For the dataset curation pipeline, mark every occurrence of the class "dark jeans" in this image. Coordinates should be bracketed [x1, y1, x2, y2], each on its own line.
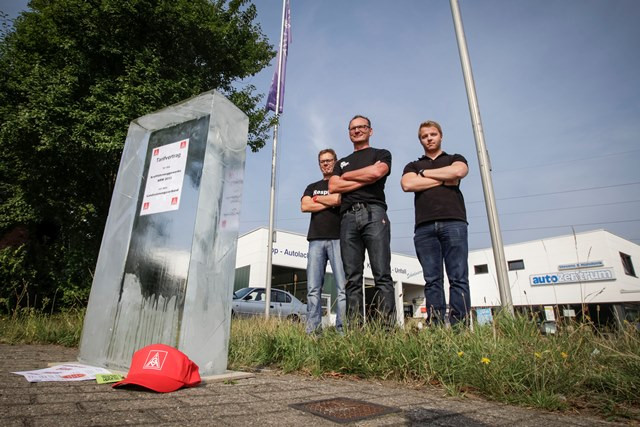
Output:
[414, 220, 470, 326]
[340, 203, 395, 325]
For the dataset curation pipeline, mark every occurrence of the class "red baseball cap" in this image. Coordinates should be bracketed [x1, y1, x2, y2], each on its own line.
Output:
[113, 344, 201, 393]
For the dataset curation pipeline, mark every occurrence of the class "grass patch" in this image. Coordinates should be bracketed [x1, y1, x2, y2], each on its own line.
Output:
[0, 308, 84, 347]
[1, 310, 638, 420]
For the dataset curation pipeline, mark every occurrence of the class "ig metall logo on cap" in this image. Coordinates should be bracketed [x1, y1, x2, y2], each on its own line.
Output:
[143, 350, 168, 371]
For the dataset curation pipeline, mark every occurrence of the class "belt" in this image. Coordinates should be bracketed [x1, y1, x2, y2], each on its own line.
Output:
[348, 202, 369, 212]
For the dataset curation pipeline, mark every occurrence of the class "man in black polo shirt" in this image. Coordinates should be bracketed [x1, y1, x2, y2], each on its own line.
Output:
[329, 115, 395, 326]
[401, 120, 470, 327]
[301, 149, 346, 334]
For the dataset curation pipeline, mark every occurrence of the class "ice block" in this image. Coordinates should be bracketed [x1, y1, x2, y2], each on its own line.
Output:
[78, 91, 248, 375]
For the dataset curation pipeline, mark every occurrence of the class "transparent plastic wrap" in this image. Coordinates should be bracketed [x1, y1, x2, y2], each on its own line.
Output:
[78, 91, 247, 375]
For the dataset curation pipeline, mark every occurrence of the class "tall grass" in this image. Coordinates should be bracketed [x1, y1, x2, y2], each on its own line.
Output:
[0, 308, 84, 347]
[1, 310, 638, 419]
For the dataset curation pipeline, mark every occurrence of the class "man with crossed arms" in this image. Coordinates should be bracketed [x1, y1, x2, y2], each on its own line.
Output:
[401, 120, 470, 327]
[301, 149, 347, 334]
[329, 115, 395, 326]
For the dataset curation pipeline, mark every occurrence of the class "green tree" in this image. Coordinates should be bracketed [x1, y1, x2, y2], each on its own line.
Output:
[0, 0, 276, 313]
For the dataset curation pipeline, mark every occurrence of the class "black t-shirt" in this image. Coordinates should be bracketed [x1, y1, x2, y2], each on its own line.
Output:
[303, 179, 341, 241]
[332, 147, 392, 213]
[402, 151, 468, 228]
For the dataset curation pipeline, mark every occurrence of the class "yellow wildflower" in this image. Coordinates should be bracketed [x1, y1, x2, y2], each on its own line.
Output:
[481, 357, 490, 365]
[534, 352, 542, 359]
[561, 352, 568, 359]
[457, 351, 464, 357]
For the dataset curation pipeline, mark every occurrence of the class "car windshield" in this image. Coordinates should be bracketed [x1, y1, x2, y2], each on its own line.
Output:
[232, 287, 253, 300]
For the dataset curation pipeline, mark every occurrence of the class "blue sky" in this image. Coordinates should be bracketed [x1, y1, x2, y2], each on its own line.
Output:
[3, 0, 640, 256]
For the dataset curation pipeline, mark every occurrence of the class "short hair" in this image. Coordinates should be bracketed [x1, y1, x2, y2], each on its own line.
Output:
[318, 148, 337, 161]
[349, 115, 371, 128]
[418, 120, 443, 138]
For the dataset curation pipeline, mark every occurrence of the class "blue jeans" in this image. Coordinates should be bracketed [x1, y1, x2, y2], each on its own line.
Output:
[414, 220, 470, 326]
[306, 239, 346, 333]
[340, 203, 395, 325]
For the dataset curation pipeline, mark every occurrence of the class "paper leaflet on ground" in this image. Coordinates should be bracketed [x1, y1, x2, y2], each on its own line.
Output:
[12, 363, 112, 382]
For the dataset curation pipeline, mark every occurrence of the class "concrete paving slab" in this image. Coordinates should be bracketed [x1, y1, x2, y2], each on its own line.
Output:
[216, 412, 336, 426]
[31, 409, 161, 426]
[202, 370, 255, 383]
[1, 401, 82, 418]
[171, 392, 257, 406]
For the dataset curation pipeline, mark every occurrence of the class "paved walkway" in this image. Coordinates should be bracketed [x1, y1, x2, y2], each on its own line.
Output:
[0, 344, 628, 426]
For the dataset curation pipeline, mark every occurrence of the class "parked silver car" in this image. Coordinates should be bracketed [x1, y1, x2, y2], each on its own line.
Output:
[232, 287, 307, 322]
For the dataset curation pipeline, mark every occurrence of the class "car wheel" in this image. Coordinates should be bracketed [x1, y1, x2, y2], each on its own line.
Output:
[287, 314, 300, 322]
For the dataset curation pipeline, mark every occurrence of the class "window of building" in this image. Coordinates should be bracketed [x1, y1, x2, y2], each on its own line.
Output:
[508, 259, 525, 271]
[474, 264, 489, 274]
[234, 265, 251, 291]
[271, 265, 308, 302]
[620, 252, 636, 277]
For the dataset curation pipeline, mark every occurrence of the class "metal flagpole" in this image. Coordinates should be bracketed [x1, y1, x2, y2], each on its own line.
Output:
[449, 0, 514, 315]
[265, 0, 288, 318]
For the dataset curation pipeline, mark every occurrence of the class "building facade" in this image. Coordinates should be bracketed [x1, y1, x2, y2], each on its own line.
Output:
[235, 228, 640, 327]
[469, 229, 640, 326]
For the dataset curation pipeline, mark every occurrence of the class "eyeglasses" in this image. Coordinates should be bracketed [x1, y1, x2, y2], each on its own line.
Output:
[348, 124, 370, 133]
[319, 159, 335, 164]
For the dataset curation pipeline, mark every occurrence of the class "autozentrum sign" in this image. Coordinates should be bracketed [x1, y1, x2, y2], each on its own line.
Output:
[530, 268, 615, 286]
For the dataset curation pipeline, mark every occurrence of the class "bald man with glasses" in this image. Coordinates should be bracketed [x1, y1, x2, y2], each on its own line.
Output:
[329, 115, 395, 327]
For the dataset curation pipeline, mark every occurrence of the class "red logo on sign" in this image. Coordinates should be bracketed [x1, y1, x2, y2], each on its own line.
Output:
[171, 197, 178, 205]
[61, 373, 86, 379]
[153, 148, 159, 156]
[180, 140, 187, 149]
[143, 202, 150, 210]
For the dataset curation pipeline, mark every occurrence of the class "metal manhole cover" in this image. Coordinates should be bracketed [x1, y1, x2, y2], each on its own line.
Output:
[290, 397, 401, 424]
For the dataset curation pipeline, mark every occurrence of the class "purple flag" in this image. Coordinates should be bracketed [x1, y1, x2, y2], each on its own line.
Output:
[266, 0, 291, 114]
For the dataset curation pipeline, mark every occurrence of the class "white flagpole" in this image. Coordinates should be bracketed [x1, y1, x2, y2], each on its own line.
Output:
[450, 0, 514, 315]
[265, 0, 288, 318]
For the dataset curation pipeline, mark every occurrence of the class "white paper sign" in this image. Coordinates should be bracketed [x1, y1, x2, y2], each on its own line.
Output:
[140, 138, 189, 216]
[12, 363, 112, 382]
[544, 306, 556, 322]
